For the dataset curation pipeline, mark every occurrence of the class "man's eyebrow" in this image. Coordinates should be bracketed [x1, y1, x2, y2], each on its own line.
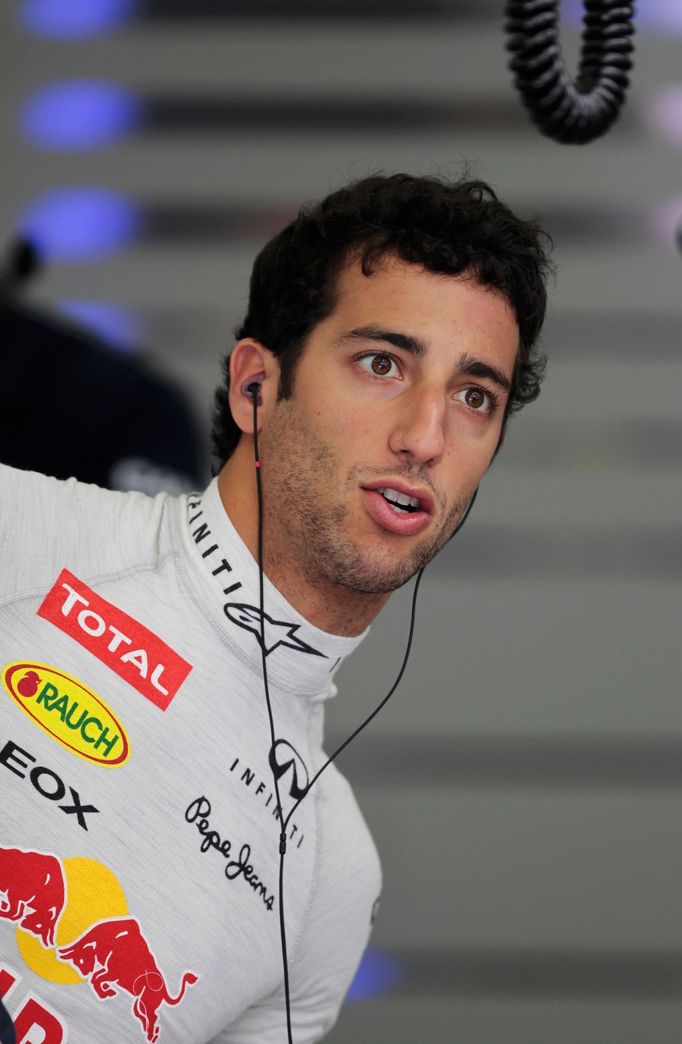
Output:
[342, 325, 428, 358]
[459, 354, 512, 394]
[341, 326, 512, 394]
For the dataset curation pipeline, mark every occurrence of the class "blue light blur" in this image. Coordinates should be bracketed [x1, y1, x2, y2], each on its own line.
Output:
[645, 85, 682, 148]
[562, 0, 682, 34]
[20, 0, 136, 39]
[346, 949, 404, 1002]
[19, 188, 141, 261]
[635, 0, 682, 32]
[21, 82, 142, 151]
[57, 301, 144, 353]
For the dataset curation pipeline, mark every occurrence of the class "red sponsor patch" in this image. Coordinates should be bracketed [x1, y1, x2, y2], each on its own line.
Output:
[37, 568, 192, 711]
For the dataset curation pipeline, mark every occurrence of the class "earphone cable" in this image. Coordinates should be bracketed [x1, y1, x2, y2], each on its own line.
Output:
[283, 565, 424, 830]
[251, 392, 294, 1044]
[250, 385, 478, 1041]
[282, 489, 478, 829]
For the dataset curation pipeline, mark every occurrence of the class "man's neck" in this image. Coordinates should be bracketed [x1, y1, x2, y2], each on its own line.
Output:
[217, 443, 389, 637]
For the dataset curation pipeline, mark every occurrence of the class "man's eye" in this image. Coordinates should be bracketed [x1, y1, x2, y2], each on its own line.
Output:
[455, 386, 494, 413]
[358, 353, 400, 378]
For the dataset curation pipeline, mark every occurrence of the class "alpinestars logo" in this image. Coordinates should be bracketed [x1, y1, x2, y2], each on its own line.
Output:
[185, 495, 325, 660]
[224, 604, 326, 659]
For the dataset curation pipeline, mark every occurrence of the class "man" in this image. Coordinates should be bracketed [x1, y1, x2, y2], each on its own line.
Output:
[0, 173, 551, 1043]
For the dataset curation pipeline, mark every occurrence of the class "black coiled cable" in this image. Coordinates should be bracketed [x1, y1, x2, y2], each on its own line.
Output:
[505, 1, 636, 144]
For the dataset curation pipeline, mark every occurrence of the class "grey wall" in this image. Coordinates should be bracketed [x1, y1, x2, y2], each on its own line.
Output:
[2, 3, 681, 1041]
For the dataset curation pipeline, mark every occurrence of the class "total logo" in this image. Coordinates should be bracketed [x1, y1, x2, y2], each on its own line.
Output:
[2, 662, 129, 767]
[0, 846, 198, 1043]
[37, 569, 192, 712]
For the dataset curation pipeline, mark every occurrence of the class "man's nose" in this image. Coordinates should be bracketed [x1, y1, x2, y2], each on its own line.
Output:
[387, 385, 446, 466]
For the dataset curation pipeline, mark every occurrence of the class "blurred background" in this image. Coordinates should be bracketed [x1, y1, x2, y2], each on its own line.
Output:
[1, 1, 680, 1041]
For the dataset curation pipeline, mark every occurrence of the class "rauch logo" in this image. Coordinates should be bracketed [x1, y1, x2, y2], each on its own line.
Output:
[2, 662, 130, 767]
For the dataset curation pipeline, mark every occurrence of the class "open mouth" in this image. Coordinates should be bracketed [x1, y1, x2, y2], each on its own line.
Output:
[362, 484, 433, 536]
[376, 487, 420, 514]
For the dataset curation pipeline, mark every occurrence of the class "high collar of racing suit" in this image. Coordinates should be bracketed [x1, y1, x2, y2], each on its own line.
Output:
[179, 477, 368, 701]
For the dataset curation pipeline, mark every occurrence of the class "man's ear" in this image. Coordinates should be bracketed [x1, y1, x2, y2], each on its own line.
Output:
[228, 339, 280, 435]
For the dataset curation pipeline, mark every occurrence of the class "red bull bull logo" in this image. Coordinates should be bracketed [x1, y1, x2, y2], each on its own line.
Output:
[58, 918, 198, 1043]
[0, 847, 66, 948]
[3, 661, 130, 766]
[0, 846, 199, 1042]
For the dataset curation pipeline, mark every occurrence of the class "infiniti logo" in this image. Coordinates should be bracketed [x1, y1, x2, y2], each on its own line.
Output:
[268, 740, 310, 801]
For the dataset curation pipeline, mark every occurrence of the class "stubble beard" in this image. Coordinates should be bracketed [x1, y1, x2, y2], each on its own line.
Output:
[260, 406, 470, 597]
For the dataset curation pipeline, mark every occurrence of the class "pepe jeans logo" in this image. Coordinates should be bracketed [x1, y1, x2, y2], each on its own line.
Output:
[2, 662, 129, 767]
[185, 796, 275, 913]
[37, 569, 192, 711]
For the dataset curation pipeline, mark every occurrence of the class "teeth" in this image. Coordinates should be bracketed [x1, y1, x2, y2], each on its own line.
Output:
[378, 487, 420, 510]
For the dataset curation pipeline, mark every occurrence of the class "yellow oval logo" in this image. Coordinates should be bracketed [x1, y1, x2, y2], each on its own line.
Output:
[2, 661, 130, 767]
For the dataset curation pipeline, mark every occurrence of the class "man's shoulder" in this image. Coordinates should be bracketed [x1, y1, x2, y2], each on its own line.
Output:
[316, 760, 382, 886]
[287, 761, 382, 1012]
[0, 464, 179, 600]
[1, 461, 135, 512]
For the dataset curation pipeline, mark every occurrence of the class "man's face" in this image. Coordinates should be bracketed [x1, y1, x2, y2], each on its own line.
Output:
[259, 254, 519, 596]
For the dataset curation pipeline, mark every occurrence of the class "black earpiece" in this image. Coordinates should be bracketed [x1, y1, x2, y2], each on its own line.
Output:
[244, 380, 262, 402]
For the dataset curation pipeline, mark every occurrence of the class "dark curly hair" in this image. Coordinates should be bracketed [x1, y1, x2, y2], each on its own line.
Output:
[211, 172, 553, 468]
